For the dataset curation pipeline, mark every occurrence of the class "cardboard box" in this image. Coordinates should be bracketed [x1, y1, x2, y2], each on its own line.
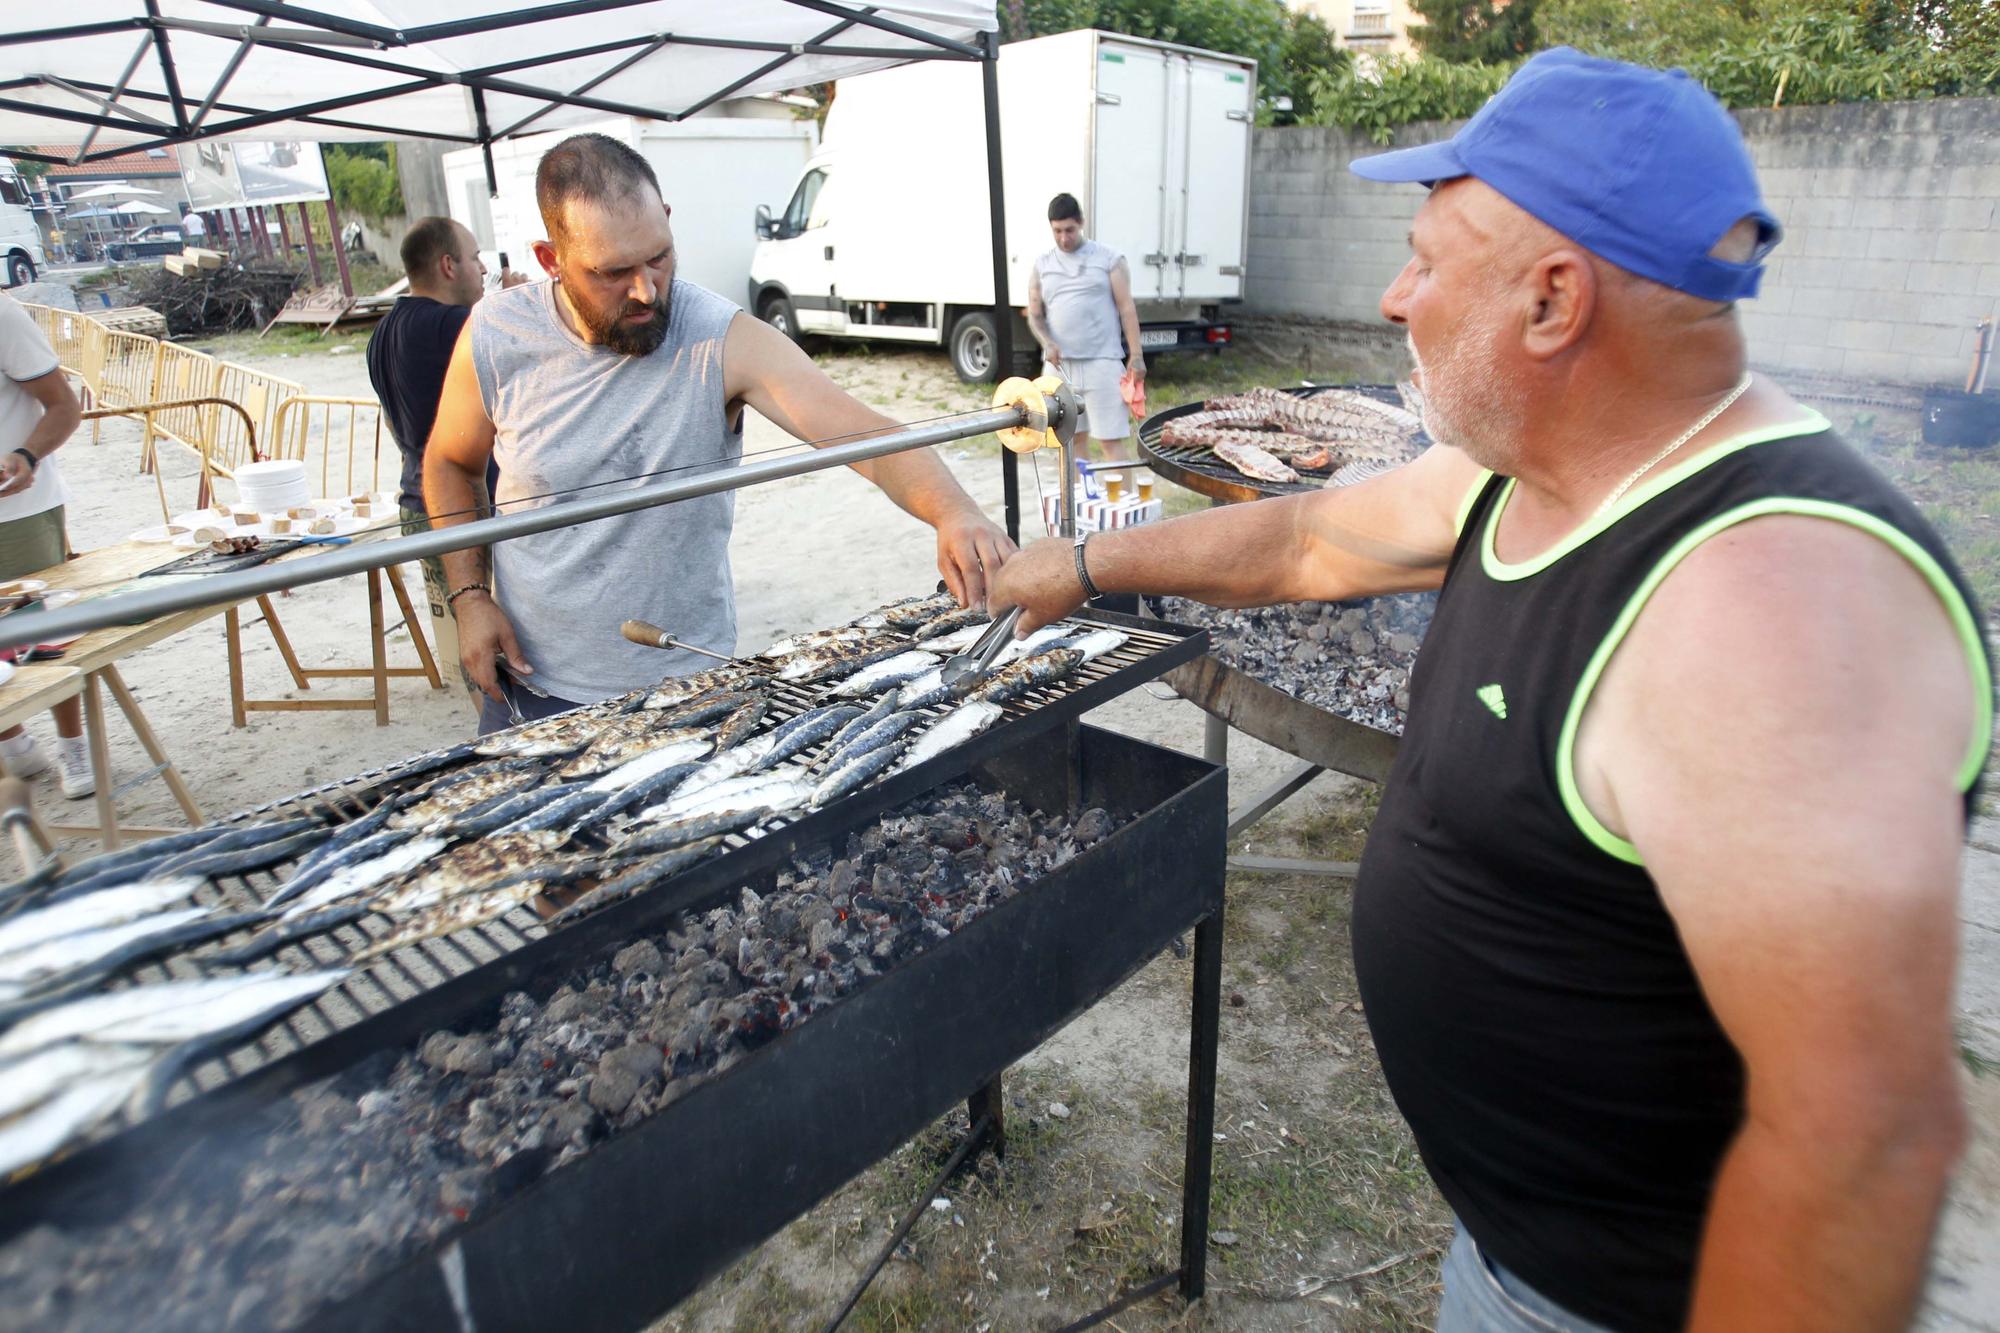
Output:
[1041, 493, 1163, 534]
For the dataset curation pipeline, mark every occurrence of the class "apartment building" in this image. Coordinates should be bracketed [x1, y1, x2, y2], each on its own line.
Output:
[1291, 0, 1423, 59]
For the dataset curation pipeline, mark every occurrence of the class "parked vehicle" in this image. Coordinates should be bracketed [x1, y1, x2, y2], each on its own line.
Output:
[749, 29, 1254, 381]
[443, 110, 817, 305]
[0, 200, 46, 287]
[105, 224, 187, 262]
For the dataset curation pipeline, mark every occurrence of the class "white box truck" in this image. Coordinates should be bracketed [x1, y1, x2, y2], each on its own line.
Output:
[443, 108, 817, 303]
[748, 28, 1255, 381]
[0, 167, 48, 287]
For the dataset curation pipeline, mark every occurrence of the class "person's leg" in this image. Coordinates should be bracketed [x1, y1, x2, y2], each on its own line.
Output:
[1436, 1219, 1620, 1333]
[0, 506, 70, 781]
[1081, 358, 1133, 457]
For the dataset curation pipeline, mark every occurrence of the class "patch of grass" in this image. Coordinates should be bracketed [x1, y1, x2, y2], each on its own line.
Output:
[189, 323, 372, 363]
[1961, 1040, 1999, 1079]
[723, 1275, 817, 1332]
[850, 1282, 959, 1332]
[1865, 431, 2000, 619]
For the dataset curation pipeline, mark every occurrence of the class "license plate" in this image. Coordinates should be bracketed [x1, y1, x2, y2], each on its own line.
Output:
[1140, 329, 1177, 349]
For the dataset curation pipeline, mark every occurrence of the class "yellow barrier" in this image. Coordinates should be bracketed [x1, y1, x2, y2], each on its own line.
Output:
[210, 359, 304, 474]
[271, 396, 390, 500]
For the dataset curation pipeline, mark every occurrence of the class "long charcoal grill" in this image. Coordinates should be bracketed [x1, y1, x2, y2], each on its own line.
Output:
[1139, 382, 1428, 506]
[1, 609, 1228, 1331]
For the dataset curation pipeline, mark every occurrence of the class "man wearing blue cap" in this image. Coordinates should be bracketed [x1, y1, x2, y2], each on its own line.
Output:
[994, 49, 1983, 1333]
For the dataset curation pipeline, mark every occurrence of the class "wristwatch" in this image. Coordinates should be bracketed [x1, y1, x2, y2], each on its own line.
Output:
[1073, 532, 1100, 601]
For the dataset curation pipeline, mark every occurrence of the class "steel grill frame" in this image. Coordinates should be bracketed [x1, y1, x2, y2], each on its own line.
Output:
[0, 612, 1216, 1248]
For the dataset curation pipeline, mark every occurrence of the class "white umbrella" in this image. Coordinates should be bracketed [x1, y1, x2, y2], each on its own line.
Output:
[67, 181, 160, 200]
[107, 199, 171, 215]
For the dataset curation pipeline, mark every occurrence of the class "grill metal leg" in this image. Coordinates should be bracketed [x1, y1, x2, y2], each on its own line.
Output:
[1203, 711, 1227, 767]
[967, 1075, 1006, 1161]
[1179, 906, 1223, 1301]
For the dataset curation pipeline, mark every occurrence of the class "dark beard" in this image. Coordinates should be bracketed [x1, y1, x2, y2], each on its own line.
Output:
[577, 285, 672, 356]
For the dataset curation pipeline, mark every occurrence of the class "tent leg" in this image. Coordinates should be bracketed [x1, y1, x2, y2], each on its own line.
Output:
[980, 29, 1019, 544]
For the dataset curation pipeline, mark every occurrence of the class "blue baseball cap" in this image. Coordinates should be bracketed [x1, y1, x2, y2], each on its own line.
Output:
[1351, 48, 1780, 302]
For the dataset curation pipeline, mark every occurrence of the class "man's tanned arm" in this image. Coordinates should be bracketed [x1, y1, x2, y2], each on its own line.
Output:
[725, 313, 1013, 608]
[988, 443, 1483, 631]
[423, 324, 528, 702]
[1588, 516, 1973, 1333]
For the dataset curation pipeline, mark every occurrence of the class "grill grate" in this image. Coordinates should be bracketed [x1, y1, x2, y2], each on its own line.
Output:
[1138, 383, 1426, 504]
[28, 612, 1205, 1164]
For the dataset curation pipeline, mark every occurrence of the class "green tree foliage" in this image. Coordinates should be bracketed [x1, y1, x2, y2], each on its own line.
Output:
[322, 143, 405, 221]
[1539, 0, 2000, 105]
[1409, 0, 1541, 63]
[997, 0, 1350, 124]
[1303, 55, 1516, 142]
[1302, 0, 1998, 139]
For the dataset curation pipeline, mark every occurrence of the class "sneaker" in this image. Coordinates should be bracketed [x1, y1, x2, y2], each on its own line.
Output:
[1, 733, 47, 779]
[57, 740, 94, 800]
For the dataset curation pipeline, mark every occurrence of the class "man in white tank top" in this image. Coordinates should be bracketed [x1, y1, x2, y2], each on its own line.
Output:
[424, 134, 1013, 729]
[1026, 193, 1146, 459]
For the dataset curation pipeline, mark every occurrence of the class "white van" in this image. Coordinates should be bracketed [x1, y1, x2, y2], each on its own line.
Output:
[0, 174, 47, 286]
[749, 29, 1255, 381]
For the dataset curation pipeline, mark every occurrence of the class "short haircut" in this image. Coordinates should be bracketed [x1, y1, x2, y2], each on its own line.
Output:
[1048, 193, 1082, 223]
[400, 216, 462, 279]
[536, 133, 662, 243]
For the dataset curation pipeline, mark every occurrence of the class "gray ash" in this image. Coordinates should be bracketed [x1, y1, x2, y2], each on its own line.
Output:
[1159, 593, 1435, 734]
[0, 783, 1122, 1332]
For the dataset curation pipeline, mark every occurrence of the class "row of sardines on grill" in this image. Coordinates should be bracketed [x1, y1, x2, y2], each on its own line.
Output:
[0, 592, 1127, 1183]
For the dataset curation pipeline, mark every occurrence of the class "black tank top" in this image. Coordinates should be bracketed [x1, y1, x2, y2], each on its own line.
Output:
[1351, 417, 1990, 1332]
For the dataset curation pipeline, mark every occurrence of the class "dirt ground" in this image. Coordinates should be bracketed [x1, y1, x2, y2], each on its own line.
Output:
[16, 318, 2000, 1331]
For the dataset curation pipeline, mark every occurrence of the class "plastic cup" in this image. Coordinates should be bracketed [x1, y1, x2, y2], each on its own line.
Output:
[1136, 471, 1155, 502]
[1104, 472, 1125, 502]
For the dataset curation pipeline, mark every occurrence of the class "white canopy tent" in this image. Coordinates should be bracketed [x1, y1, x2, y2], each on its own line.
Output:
[0, 1, 1030, 536]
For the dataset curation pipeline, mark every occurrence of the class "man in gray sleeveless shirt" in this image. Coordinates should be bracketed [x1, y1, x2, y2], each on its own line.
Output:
[1026, 193, 1145, 459]
[424, 134, 1013, 730]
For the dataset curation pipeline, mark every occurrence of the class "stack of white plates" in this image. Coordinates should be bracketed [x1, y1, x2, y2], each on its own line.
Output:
[230, 460, 311, 514]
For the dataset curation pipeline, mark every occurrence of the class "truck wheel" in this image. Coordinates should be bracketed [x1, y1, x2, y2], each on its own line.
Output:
[759, 292, 802, 344]
[5, 254, 33, 287]
[949, 311, 999, 383]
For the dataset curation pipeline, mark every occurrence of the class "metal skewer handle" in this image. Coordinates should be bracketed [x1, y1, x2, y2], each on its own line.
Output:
[621, 621, 734, 661]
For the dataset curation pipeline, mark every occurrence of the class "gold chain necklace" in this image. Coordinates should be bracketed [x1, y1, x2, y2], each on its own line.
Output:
[1594, 372, 1754, 517]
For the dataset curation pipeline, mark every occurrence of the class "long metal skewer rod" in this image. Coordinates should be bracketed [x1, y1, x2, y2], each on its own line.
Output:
[0, 404, 1033, 651]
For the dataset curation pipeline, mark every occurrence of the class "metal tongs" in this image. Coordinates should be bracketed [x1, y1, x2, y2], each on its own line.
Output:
[938, 604, 1024, 698]
[494, 652, 548, 725]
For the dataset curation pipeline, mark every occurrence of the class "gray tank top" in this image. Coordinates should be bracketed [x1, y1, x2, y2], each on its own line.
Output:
[1035, 239, 1125, 362]
[469, 278, 742, 701]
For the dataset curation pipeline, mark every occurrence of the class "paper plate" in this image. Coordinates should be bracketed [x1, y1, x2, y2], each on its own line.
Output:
[0, 579, 48, 598]
[129, 523, 192, 544]
[0, 659, 14, 688]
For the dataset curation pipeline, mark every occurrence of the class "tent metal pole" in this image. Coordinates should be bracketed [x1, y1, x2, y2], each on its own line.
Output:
[980, 29, 1020, 544]
[779, 0, 985, 57]
[142, 0, 192, 133]
[0, 405, 1032, 651]
[72, 35, 153, 163]
[471, 89, 499, 197]
[489, 33, 672, 140]
[0, 21, 146, 48]
[675, 11, 863, 120]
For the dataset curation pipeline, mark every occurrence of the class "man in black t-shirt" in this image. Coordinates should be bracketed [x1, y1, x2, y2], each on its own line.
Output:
[368, 217, 495, 700]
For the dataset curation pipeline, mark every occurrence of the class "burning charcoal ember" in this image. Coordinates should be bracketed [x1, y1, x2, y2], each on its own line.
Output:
[1159, 592, 1434, 734]
[0, 782, 1128, 1331]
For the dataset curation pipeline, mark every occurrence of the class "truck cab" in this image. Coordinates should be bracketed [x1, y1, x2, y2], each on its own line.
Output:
[0, 174, 47, 286]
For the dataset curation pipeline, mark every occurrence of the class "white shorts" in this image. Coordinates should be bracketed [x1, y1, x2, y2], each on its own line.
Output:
[1044, 356, 1129, 441]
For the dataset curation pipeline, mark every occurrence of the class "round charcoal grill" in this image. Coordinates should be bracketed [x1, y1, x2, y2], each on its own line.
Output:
[1138, 383, 1429, 504]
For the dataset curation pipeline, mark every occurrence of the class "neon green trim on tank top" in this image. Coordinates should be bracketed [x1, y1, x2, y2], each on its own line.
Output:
[1556, 498, 1995, 866]
[1454, 469, 1495, 537]
[1480, 412, 1831, 582]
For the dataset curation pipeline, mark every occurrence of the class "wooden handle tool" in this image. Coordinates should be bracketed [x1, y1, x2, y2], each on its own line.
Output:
[621, 621, 733, 661]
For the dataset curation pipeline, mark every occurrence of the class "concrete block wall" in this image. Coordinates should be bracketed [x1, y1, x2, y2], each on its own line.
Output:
[1247, 99, 1999, 389]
